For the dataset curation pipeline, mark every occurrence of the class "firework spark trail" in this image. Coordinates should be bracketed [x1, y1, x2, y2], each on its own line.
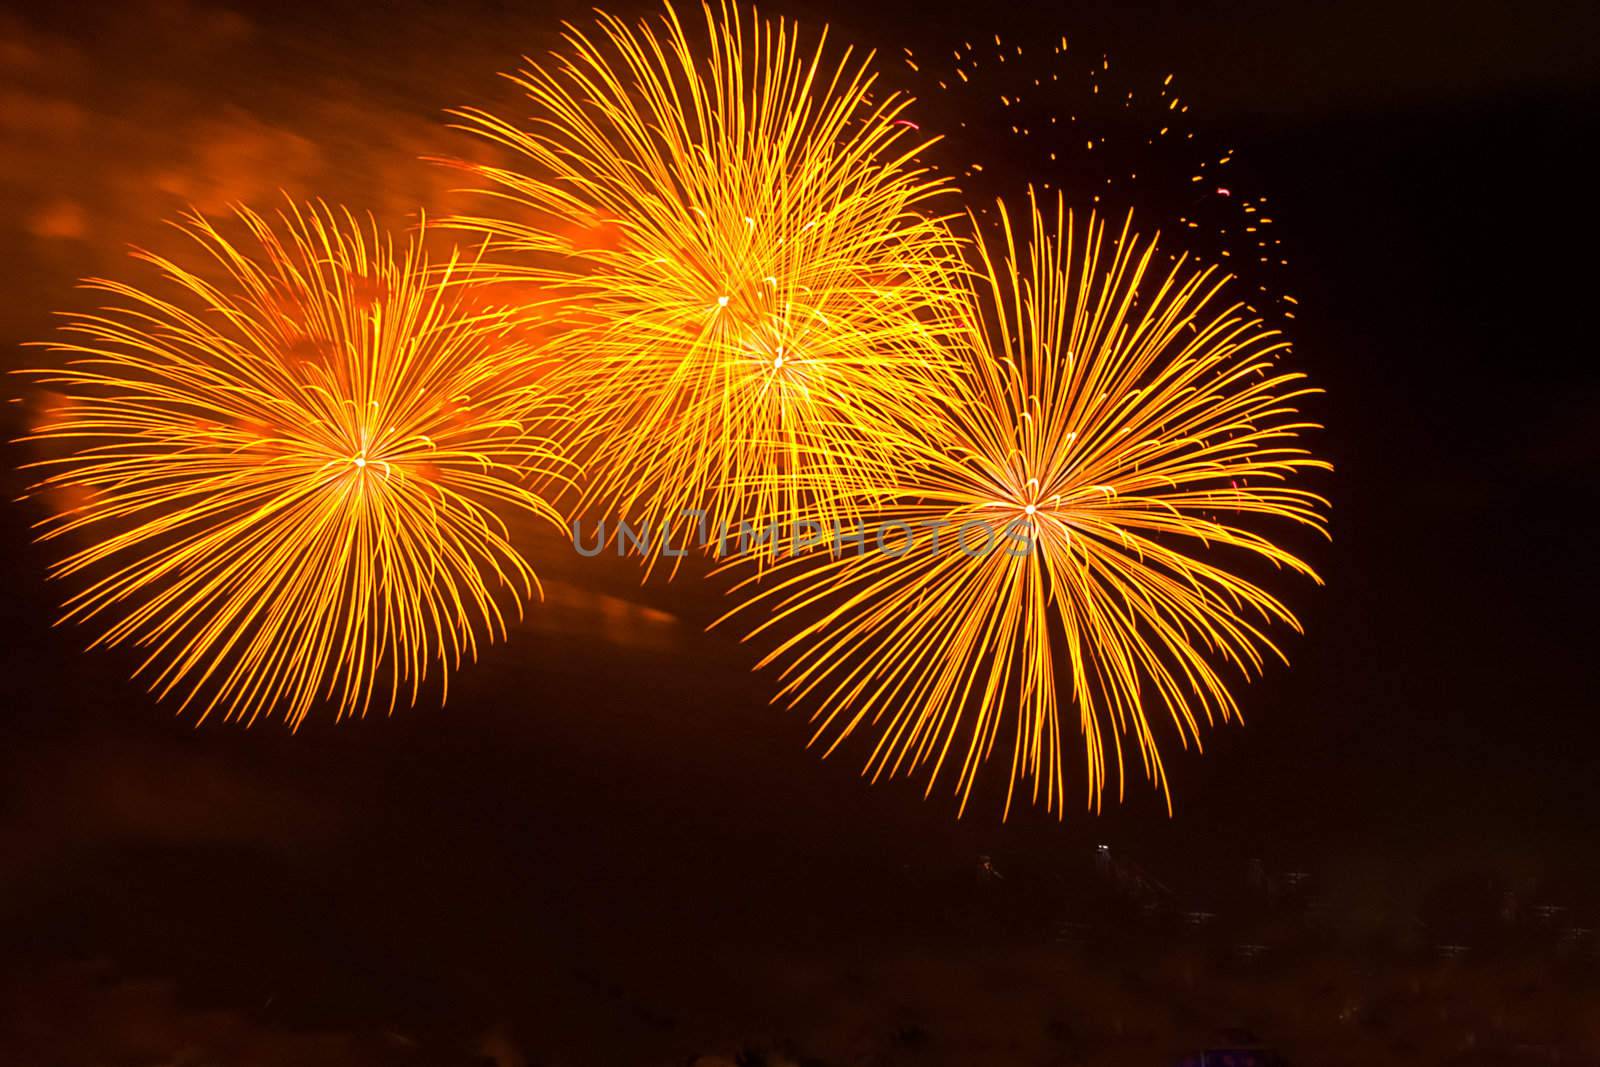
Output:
[718, 190, 1329, 817]
[20, 201, 570, 727]
[442, 1, 967, 569]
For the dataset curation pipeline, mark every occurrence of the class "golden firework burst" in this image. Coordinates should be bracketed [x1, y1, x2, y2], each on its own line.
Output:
[21, 202, 569, 727]
[720, 191, 1329, 817]
[443, 0, 964, 567]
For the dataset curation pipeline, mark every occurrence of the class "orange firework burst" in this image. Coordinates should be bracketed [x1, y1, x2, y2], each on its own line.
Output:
[720, 191, 1329, 817]
[444, 0, 963, 566]
[20, 202, 569, 727]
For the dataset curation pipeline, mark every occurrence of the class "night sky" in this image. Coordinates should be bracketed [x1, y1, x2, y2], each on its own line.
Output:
[2, 1, 1597, 1063]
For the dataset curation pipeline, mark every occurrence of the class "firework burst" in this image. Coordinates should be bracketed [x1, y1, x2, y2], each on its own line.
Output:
[444, 1, 963, 567]
[720, 191, 1328, 817]
[20, 202, 569, 727]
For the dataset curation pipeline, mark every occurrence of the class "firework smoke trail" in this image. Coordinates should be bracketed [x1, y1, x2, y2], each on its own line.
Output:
[443, 1, 966, 570]
[20, 202, 570, 727]
[719, 190, 1329, 817]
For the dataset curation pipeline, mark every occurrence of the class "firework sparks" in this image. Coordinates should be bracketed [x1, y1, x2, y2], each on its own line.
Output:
[898, 30, 1298, 324]
[719, 191, 1329, 817]
[443, 1, 964, 568]
[20, 202, 569, 727]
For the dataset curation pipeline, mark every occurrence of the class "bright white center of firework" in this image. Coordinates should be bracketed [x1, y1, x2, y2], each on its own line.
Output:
[773, 354, 784, 370]
[352, 454, 367, 469]
[1024, 504, 1037, 515]
[717, 295, 730, 308]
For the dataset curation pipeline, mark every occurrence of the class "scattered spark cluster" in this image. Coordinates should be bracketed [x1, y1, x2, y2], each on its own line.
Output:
[898, 31, 1299, 330]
